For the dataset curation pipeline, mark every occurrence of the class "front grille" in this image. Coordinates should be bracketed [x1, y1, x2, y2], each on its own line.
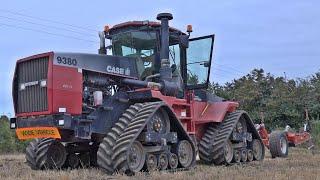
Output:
[16, 56, 49, 113]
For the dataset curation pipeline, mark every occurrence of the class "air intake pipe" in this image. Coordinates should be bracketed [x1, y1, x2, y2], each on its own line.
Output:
[98, 31, 106, 54]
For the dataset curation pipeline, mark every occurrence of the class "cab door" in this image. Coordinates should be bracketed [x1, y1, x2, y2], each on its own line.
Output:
[183, 35, 215, 90]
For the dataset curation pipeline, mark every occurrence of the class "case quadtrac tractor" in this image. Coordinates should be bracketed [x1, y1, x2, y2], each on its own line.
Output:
[10, 13, 265, 174]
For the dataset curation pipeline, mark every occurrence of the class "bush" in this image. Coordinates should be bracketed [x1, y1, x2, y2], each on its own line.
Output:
[311, 120, 320, 147]
[0, 116, 29, 153]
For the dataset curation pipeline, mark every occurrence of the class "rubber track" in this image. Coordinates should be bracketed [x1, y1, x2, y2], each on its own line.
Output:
[25, 138, 55, 169]
[35, 138, 55, 169]
[112, 102, 162, 173]
[25, 138, 40, 170]
[198, 124, 219, 163]
[211, 111, 243, 165]
[97, 103, 144, 174]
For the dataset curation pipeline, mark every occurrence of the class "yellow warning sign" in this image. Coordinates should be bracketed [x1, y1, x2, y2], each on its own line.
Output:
[16, 127, 61, 140]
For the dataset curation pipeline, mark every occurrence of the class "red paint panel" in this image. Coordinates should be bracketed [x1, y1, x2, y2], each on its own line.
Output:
[150, 89, 239, 138]
[52, 64, 82, 115]
[192, 101, 238, 123]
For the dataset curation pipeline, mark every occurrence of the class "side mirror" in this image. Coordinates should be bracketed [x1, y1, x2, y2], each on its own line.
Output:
[179, 35, 189, 48]
[203, 62, 210, 67]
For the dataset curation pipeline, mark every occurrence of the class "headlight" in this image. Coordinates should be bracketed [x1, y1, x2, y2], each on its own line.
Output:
[10, 123, 16, 129]
[40, 80, 47, 87]
[20, 84, 25, 90]
[58, 120, 64, 126]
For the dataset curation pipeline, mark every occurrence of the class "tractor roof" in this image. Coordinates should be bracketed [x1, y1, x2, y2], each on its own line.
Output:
[109, 21, 186, 35]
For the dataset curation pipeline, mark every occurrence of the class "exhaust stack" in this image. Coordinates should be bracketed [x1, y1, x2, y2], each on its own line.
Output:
[157, 13, 173, 81]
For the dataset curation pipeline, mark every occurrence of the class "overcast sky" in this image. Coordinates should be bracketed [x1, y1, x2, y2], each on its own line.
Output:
[1, 0, 319, 116]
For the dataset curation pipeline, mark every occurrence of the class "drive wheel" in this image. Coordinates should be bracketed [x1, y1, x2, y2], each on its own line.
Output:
[144, 154, 157, 171]
[176, 140, 194, 168]
[233, 150, 241, 163]
[224, 140, 233, 164]
[168, 153, 178, 169]
[147, 108, 170, 134]
[252, 139, 263, 161]
[127, 141, 146, 173]
[247, 149, 254, 162]
[158, 153, 169, 170]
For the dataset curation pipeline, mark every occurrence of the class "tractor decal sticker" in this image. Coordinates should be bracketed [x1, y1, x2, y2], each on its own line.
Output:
[53, 52, 138, 78]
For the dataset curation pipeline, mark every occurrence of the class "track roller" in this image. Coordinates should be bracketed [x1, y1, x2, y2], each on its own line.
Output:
[158, 153, 169, 170]
[144, 154, 158, 171]
[247, 149, 254, 162]
[240, 149, 247, 162]
[168, 153, 178, 169]
[233, 150, 241, 163]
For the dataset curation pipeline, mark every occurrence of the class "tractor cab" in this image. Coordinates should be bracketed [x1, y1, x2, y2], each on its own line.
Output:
[99, 19, 215, 91]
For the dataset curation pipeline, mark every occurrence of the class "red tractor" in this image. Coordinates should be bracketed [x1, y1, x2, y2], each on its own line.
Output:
[10, 13, 265, 174]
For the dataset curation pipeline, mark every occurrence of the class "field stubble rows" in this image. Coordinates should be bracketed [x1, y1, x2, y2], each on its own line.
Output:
[0, 148, 319, 180]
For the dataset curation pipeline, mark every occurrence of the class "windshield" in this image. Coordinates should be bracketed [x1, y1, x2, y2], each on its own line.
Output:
[111, 31, 158, 79]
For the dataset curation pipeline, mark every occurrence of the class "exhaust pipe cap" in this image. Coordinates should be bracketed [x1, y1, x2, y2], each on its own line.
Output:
[157, 13, 173, 20]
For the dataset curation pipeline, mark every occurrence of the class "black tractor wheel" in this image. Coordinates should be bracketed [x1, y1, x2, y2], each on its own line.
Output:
[26, 138, 67, 170]
[269, 131, 289, 158]
[27, 138, 67, 169]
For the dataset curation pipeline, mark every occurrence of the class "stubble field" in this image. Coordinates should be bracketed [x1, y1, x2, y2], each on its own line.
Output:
[0, 148, 319, 180]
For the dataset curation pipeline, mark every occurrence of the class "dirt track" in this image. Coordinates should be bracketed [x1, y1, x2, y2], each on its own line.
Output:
[0, 148, 319, 180]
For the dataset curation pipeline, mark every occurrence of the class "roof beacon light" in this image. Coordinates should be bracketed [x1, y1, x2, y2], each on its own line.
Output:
[104, 25, 110, 33]
[187, 24, 193, 34]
